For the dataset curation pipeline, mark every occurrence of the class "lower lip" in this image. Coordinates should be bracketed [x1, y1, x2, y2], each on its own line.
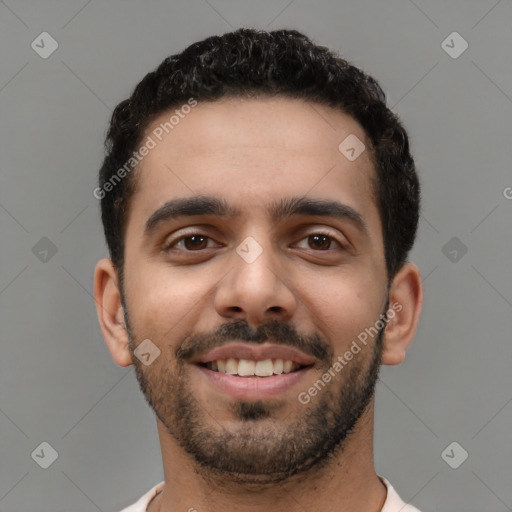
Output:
[195, 365, 312, 401]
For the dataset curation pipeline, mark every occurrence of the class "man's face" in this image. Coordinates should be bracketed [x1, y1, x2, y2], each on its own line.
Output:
[121, 97, 389, 482]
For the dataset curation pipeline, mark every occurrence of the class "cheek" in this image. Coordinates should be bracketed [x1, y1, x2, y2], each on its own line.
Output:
[124, 259, 216, 339]
[298, 267, 385, 348]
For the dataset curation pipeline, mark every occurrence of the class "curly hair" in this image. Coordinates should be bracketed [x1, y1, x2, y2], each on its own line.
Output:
[98, 28, 420, 283]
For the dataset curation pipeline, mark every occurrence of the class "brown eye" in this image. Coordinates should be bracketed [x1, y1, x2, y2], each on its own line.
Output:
[164, 231, 223, 254]
[183, 235, 209, 250]
[308, 234, 332, 250]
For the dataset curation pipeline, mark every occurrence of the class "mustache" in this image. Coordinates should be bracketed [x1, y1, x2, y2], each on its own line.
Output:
[176, 319, 333, 365]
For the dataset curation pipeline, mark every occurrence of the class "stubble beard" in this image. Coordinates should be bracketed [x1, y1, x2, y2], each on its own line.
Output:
[124, 304, 384, 485]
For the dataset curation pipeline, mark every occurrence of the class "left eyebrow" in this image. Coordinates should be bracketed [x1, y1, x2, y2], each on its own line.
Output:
[143, 195, 368, 237]
[269, 196, 369, 235]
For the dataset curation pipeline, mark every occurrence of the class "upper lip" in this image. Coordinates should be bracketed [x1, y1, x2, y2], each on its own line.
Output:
[191, 342, 316, 366]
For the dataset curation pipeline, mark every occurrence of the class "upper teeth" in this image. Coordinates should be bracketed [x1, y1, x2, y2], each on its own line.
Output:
[207, 358, 299, 376]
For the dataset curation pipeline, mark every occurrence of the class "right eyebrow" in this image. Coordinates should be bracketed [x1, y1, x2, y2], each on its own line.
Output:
[144, 196, 239, 237]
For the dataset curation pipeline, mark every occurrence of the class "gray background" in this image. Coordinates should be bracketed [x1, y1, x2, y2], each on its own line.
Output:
[1, 0, 511, 511]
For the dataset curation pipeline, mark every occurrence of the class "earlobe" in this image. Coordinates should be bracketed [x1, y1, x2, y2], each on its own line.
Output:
[381, 262, 423, 366]
[93, 258, 133, 367]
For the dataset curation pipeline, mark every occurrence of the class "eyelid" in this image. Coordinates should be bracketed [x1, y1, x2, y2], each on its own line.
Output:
[162, 225, 349, 252]
[293, 227, 348, 250]
[289, 221, 348, 238]
[163, 228, 222, 251]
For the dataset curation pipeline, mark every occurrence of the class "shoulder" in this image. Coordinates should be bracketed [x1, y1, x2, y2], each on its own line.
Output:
[119, 481, 165, 512]
[378, 475, 423, 512]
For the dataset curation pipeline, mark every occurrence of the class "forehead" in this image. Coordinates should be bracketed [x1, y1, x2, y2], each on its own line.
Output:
[129, 96, 379, 229]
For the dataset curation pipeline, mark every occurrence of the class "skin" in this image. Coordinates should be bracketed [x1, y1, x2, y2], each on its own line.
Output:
[94, 96, 423, 512]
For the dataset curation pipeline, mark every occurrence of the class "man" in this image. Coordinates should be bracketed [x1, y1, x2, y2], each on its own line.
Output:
[94, 28, 424, 512]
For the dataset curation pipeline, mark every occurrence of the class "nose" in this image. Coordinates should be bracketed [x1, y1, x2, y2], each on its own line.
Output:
[214, 238, 298, 328]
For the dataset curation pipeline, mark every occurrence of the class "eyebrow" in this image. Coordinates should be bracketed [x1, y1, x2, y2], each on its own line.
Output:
[144, 196, 238, 236]
[270, 196, 368, 234]
[144, 195, 368, 236]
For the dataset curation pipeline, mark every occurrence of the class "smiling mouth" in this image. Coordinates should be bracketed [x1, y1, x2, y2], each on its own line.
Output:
[197, 358, 311, 377]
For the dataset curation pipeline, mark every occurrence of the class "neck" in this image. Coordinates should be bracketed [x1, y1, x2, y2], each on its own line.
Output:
[148, 402, 387, 512]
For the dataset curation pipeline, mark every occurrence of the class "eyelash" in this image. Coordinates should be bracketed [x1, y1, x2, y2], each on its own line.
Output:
[294, 231, 344, 251]
[164, 230, 345, 252]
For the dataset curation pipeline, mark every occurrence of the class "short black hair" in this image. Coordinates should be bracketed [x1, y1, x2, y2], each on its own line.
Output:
[98, 28, 420, 284]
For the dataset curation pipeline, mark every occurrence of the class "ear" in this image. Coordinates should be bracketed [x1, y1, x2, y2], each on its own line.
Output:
[93, 258, 133, 367]
[381, 262, 423, 365]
